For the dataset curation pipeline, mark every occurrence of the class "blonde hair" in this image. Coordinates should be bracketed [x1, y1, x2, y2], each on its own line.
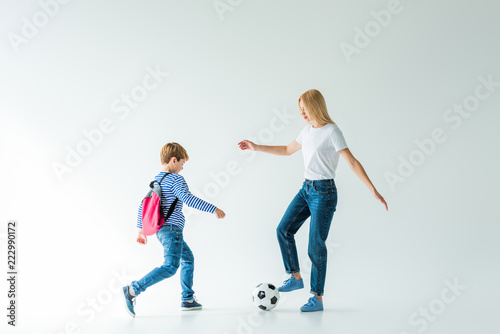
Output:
[160, 142, 189, 164]
[298, 89, 335, 125]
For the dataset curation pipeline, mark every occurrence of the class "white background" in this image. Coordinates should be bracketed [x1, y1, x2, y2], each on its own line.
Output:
[1, 0, 499, 333]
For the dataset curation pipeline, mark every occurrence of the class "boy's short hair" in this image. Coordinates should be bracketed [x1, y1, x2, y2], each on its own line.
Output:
[160, 142, 189, 164]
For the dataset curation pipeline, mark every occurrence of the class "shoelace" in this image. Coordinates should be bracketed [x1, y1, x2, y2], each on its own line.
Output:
[305, 297, 316, 306]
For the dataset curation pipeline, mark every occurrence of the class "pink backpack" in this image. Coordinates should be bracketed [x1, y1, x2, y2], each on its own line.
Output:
[141, 173, 178, 236]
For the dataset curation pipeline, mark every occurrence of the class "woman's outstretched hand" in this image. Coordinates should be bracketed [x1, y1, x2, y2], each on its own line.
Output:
[374, 190, 388, 211]
[238, 140, 256, 151]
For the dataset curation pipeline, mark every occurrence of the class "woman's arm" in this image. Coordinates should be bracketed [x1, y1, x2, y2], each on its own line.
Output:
[339, 148, 388, 210]
[238, 140, 301, 156]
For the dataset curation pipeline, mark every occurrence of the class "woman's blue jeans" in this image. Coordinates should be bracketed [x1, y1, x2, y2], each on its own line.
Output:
[130, 224, 195, 302]
[277, 179, 338, 296]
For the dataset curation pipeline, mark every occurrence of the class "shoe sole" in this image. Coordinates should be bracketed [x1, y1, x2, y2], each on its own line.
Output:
[122, 288, 136, 318]
[278, 286, 304, 292]
[181, 306, 202, 311]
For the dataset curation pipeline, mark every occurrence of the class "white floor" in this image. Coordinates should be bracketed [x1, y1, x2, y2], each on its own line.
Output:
[4, 277, 499, 334]
[3, 221, 499, 334]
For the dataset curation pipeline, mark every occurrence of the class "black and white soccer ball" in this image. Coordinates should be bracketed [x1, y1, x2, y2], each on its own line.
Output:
[252, 283, 280, 311]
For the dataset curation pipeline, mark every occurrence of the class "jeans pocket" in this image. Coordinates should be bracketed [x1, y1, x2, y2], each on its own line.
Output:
[313, 184, 332, 194]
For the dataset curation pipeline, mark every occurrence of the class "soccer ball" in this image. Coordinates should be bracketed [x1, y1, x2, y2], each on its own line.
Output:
[252, 283, 280, 311]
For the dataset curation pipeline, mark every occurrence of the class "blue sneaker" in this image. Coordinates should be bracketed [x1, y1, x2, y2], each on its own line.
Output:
[278, 276, 304, 292]
[122, 286, 136, 317]
[181, 297, 202, 311]
[300, 296, 323, 312]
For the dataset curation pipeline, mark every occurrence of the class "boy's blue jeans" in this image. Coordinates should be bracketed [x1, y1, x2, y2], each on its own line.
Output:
[130, 224, 195, 302]
[277, 179, 338, 296]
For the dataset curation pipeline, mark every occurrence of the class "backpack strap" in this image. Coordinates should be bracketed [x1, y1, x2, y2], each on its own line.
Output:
[165, 198, 178, 220]
[150, 172, 170, 189]
[154, 172, 179, 220]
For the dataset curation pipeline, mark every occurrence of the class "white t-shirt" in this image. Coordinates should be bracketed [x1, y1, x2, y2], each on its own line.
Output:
[296, 123, 348, 180]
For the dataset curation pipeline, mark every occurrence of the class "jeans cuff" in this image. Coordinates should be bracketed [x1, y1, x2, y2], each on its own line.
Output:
[310, 290, 323, 296]
[128, 281, 143, 296]
[130, 283, 139, 296]
[286, 269, 300, 274]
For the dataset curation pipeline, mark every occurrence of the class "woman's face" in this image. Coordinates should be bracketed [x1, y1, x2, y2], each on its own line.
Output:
[299, 99, 311, 123]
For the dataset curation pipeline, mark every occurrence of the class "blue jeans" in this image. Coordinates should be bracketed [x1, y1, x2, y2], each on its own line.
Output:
[130, 224, 195, 301]
[277, 179, 338, 296]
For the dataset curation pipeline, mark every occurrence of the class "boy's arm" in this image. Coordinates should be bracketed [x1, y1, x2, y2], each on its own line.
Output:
[172, 176, 217, 214]
[136, 229, 147, 244]
[136, 203, 148, 244]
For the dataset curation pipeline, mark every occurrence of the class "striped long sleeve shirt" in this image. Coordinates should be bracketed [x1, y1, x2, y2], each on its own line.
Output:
[137, 172, 216, 230]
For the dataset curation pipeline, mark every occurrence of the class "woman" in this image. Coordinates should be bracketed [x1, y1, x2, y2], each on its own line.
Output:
[238, 89, 388, 312]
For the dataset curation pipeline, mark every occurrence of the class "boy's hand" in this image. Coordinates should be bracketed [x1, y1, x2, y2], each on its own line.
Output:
[137, 231, 148, 245]
[214, 208, 226, 219]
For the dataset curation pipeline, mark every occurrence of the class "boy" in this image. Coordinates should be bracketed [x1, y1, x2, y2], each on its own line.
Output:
[122, 142, 226, 317]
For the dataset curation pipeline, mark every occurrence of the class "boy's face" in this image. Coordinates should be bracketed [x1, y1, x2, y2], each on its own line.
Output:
[172, 158, 186, 173]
